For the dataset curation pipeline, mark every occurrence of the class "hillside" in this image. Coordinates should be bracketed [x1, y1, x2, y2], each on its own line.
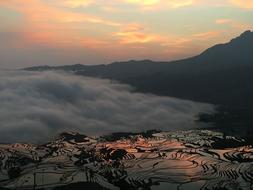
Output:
[24, 30, 253, 108]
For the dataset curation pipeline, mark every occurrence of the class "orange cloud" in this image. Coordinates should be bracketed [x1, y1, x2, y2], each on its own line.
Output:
[193, 31, 220, 40]
[50, 0, 228, 12]
[125, 0, 159, 6]
[124, 0, 196, 9]
[1, 0, 243, 63]
[215, 19, 232, 24]
[63, 0, 94, 8]
[82, 37, 113, 49]
[215, 19, 252, 31]
[162, 38, 192, 48]
[113, 24, 200, 60]
[61, 0, 198, 10]
[0, 1, 122, 27]
[0, 0, 123, 48]
[167, 0, 195, 8]
[114, 24, 159, 44]
[115, 31, 158, 44]
[230, 0, 253, 9]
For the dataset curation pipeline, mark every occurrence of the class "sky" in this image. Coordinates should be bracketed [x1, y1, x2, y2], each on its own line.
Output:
[0, 0, 253, 68]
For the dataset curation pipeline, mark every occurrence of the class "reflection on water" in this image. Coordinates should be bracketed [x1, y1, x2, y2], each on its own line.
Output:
[0, 130, 252, 190]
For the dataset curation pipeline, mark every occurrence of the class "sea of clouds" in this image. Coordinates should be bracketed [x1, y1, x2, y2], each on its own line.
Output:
[0, 70, 215, 143]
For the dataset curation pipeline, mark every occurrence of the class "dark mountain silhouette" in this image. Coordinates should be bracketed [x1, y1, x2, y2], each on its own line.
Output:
[25, 30, 253, 109]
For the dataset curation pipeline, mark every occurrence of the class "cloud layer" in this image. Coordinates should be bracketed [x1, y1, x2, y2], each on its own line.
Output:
[0, 70, 214, 143]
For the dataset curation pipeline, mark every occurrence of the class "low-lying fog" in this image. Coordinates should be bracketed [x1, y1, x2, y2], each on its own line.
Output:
[0, 70, 215, 143]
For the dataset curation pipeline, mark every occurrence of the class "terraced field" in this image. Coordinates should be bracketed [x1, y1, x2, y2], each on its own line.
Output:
[0, 130, 252, 190]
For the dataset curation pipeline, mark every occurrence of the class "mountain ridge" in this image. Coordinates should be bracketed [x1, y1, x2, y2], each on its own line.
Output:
[24, 30, 253, 108]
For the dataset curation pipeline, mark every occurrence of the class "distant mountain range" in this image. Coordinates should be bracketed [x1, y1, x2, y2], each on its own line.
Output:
[25, 30, 253, 109]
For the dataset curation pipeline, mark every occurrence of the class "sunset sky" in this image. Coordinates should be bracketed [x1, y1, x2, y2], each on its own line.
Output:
[0, 0, 252, 68]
